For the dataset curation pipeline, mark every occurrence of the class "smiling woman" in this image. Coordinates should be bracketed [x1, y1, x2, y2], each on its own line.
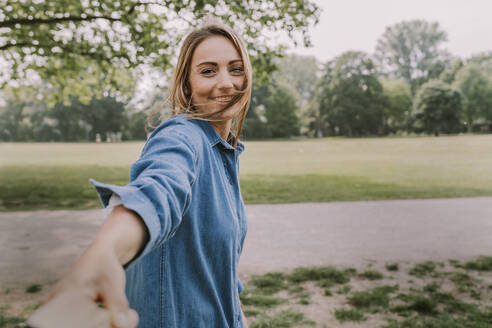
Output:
[29, 21, 253, 328]
[168, 23, 252, 147]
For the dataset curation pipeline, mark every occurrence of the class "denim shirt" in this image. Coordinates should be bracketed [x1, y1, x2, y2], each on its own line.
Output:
[89, 115, 247, 328]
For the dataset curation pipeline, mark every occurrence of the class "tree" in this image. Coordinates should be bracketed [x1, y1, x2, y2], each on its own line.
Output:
[0, 86, 44, 141]
[453, 63, 492, 132]
[468, 52, 492, 74]
[274, 54, 319, 135]
[274, 55, 319, 104]
[79, 96, 128, 141]
[264, 82, 300, 138]
[413, 80, 462, 135]
[381, 79, 412, 134]
[375, 20, 450, 94]
[1, 0, 320, 98]
[440, 58, 464, 84]
[243, 84, 271, 139]
[318, 51, 387, 137]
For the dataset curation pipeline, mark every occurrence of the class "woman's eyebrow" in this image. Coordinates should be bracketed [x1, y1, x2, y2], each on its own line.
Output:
[196, 59, 243, 67]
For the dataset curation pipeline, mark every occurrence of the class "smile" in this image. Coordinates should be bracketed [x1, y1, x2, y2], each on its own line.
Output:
[211, 95, 234, 103]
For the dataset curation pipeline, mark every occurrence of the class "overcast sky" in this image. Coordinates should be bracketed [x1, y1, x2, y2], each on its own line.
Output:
[290, 0, 492, 63]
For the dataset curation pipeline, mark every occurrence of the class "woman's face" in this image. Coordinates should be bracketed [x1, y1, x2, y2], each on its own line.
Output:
[188, 36, 245, 120]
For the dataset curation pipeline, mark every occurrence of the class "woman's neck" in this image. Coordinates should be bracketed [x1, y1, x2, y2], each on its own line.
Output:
[210, 120, 232, 141]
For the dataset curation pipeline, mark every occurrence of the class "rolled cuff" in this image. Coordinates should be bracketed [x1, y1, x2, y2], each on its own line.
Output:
[90, 178, 159, 269]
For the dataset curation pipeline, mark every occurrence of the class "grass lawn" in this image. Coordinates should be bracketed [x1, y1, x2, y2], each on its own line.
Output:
[1, 134, 491, 210]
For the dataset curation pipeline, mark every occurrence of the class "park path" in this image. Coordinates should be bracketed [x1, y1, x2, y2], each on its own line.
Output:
[1, 197, 492, 289]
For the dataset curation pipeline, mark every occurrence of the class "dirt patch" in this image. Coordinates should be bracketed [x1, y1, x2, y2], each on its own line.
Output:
[239, 258, 492, 327]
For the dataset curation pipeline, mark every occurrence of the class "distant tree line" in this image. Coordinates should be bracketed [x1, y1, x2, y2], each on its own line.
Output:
[243, 20, 492, 139]
[1, 19, 492, 141]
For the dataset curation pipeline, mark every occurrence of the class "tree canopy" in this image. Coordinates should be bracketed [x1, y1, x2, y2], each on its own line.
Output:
[413, 79, 462, 135]
[454, 63, 492, 132]
[375, 20, 450, 94]
[0, 0, 320, 102]
[318, 51, 387, 136]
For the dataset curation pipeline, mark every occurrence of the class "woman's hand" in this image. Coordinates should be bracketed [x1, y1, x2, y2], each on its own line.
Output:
[29, 241, 139, 328]
[28, 205, 148, 328]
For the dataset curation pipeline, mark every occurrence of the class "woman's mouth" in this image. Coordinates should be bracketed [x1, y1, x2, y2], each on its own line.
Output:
[211, 95, 234, 103]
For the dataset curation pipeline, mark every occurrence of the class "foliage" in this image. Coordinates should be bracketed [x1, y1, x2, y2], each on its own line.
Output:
[318, 51, 387, 136]
[381, 79, 412, 133]
[0, 0, 320, 101]
[375, 20, 450, 94]
[440, 58, 464, 84]
[273, 54, 319, 105]
[243, 84, 271, 139]
[264, 81, 300, 138]
[413, 80, 463, 135]
[468, 51, 492, 74]
[453, 63, 492, 132]
[273, 55, 320, 135]
[0, 94, 130, 141]
[244, 80, 301, 139]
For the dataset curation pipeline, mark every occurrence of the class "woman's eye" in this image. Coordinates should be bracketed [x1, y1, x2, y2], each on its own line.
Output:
[200, 68, 215, 75]
[230, 67, 244, 75]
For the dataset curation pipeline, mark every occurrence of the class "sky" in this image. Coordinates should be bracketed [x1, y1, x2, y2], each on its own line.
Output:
[290, 0, 492, 63]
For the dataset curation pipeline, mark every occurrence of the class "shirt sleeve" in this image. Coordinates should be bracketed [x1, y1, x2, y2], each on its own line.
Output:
[101, 193, 123, 218]
[238, 278, 244, 294]
[90, 127, 199, 268]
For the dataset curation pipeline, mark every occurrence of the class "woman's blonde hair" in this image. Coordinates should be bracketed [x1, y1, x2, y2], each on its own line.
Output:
[165, 21, 252, 147]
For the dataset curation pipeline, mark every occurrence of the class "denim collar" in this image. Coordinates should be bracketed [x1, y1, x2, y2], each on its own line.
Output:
[191, 118, 245, 154]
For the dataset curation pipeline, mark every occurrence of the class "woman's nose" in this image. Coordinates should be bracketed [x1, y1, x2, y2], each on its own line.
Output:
[216, 71, 234, 89]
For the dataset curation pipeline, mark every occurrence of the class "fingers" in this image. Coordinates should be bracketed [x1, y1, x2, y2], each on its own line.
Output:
[101, 278, 138, 328]
[27, 290, 111, 328]
[111, 308, 139, 328]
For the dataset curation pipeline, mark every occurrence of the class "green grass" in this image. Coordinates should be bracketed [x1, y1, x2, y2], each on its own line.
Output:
[450, 272, 476, 292]
[386, 263, 400, 271]
[392, 294, 439, 316]
[288, 266, 351, 285]
[250, 310, 315, 328]
[2, 135, 492, 210]
[465, 256, 492, 271]
[0, 308, 24, 328]
[335, 308, 366, 322]
[348, 285, 399, 312]
[25, 283, 42, 294]
[359, 270, 384, 280]
[336, 285, 352, 295]
[239, 293, 286, 308]
[408, 261, 437, 278]
[249, 272, 288, 295]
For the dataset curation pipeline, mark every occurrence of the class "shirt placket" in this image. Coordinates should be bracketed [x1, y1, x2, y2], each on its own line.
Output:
[220, 148, 243, 327]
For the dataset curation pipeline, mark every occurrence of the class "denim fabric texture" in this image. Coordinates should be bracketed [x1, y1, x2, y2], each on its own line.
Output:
[90, 115, 247, 327]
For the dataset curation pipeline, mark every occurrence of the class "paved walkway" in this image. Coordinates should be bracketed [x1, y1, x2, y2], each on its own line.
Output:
[1, 197, 492, 288]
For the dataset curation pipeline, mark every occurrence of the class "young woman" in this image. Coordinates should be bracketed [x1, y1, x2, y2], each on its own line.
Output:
[32, 22, 252, 328]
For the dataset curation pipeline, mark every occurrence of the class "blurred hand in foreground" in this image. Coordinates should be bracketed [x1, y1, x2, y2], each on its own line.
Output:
[27, 236, 139, 328]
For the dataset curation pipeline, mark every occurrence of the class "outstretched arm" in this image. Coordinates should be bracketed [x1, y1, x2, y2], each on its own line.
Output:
[28, 205, 149, 328]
